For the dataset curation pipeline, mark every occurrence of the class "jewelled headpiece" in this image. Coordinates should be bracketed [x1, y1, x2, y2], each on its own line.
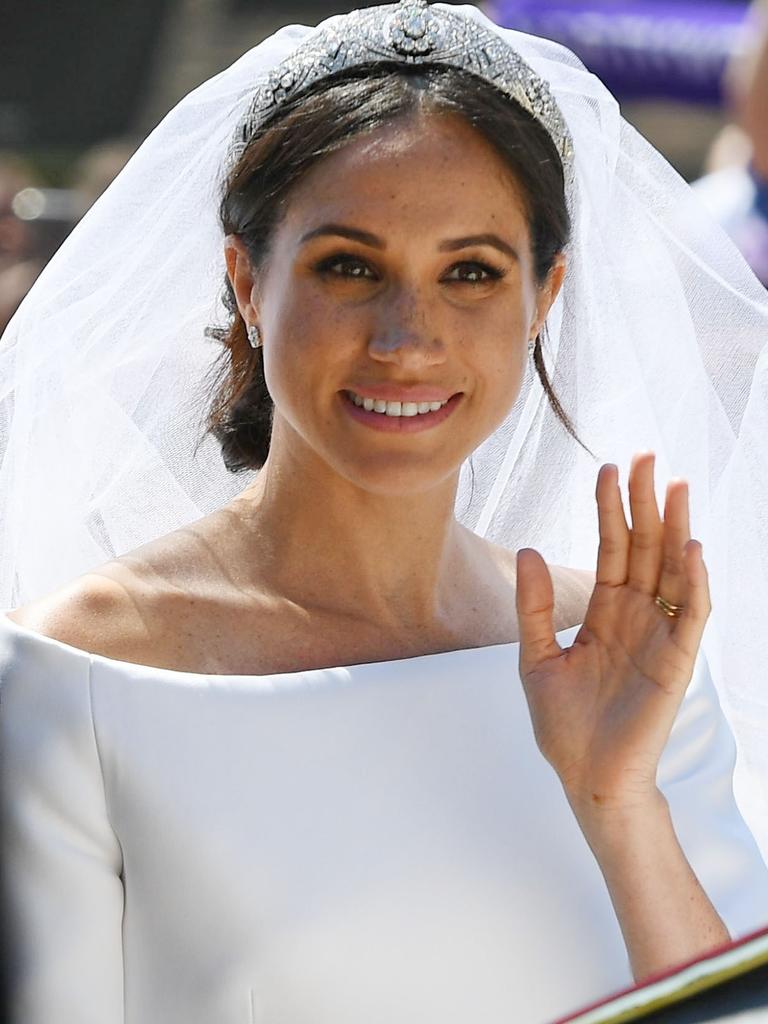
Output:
[234, 0, 574, 186]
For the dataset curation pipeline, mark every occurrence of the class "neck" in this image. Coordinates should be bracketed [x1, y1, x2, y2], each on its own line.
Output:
[228, 438, 477, 634]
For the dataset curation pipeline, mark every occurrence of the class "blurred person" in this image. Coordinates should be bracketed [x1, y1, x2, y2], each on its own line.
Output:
[0, 152, 43, 274]
[0, 140, 138, 331]
[693, 0, 768, 286]
[0, 153, 46, 332]
[2, 3, 768, 1023]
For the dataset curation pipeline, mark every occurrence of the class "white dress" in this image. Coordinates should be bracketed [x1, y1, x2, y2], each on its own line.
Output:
[2, 611, 768, 1024]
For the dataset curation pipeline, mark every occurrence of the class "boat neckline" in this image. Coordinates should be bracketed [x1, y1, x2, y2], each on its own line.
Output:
[0, 608, 583, 682]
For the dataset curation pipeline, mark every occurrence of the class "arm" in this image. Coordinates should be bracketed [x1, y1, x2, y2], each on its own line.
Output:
[557, 572, 739, 979]
[516, 453, 768, 982]
[0, 620, 125, 1023]
[560, 573, 768, 981]
[567, 636, 768, 982]
[572, 792, 729, 982]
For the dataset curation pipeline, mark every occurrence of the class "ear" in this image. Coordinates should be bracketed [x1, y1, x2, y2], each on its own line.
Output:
[224, 235, 260, 324]
[530, 252, 567, 340]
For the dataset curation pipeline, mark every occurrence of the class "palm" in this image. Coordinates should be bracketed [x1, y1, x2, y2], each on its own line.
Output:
[516, 452, 711, 811]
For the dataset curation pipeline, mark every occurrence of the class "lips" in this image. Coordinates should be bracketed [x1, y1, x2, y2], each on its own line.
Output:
[340, 389, 463, 433]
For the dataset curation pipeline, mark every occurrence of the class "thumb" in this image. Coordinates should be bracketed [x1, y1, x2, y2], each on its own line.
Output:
[516, 548, 563, 674]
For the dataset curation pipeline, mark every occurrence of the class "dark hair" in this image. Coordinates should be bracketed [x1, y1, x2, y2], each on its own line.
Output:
[201, 62, 593, 472]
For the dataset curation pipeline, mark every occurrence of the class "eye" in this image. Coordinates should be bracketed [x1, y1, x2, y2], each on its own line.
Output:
[315, 254, 377, 280]
[443, 261, 505, 284]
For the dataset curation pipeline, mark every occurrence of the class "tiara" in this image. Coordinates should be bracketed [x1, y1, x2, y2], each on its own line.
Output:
[234, 0, 574, 185]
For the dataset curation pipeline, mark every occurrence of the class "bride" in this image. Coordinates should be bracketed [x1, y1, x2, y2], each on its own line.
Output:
[2, 3, 768, 1021]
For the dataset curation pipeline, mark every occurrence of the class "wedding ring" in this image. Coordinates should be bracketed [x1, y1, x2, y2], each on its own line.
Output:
[655, 594, 684, 618]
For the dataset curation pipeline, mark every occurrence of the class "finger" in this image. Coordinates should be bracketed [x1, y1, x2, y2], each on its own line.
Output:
[655, 478, 691, 610]
[516, 548, 563, 674]
[627, 451, 664, 595]
[669, 540, 712, 661]
[595, 462, 630, 588]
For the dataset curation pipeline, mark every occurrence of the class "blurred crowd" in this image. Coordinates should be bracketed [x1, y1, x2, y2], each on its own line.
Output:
[0, 140, 137, 334]
[0, 0, 766, 339]
[693, 0, 768, 286]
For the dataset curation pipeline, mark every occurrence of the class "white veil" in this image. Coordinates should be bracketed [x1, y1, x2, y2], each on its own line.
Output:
[1, 4, 767, 860]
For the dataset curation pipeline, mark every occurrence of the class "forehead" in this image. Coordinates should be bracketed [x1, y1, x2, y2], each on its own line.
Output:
[279, 111, 531, 240]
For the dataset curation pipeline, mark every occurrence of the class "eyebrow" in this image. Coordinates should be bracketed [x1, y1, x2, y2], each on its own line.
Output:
[441, 233, 519, 262]
[299, 223, 519, 261]
[300, 224, 383, 249]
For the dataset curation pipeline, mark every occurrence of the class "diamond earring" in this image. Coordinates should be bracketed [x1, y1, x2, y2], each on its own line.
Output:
[247, 323, 262, 349]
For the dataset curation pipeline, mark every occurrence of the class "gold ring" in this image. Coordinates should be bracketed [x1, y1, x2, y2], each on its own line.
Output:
[655, 594, 684, 618]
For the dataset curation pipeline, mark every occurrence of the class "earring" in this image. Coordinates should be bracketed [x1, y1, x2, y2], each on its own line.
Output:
[528, 338, 536, 357]
[247, 323, 262, 349]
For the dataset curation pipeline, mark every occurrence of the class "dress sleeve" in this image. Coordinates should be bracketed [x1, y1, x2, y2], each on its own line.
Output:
[0, 627, 125, 1023]
[657, 642, 768, 941]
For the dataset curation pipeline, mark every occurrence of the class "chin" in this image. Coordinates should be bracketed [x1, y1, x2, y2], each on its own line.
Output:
[331, 448, 464, 499]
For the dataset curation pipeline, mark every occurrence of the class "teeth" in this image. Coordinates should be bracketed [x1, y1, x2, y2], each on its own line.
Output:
[348, 391, 449, 416]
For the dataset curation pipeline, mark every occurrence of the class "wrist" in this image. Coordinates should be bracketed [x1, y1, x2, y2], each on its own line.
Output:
[565, 785, 671, 852]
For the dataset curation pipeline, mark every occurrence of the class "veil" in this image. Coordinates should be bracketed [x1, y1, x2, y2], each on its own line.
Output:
[1, 3, 767, 861]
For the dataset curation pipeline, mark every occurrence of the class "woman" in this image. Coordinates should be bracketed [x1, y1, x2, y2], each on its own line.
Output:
[2, 2, 768, 1021]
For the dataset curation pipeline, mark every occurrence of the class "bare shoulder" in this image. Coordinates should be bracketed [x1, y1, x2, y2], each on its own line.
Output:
[5, 560, 171, 662]
[484, 540, 594, 629]
[555, 565, 596, 625]
[555, 564, 596, 593]
[4, 509, 243, 664]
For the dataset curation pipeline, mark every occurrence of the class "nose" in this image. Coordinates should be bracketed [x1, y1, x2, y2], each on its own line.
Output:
[367, 286, 447, 369]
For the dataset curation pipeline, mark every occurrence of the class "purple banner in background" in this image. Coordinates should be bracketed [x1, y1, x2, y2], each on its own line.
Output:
[482, 0, 749, 103]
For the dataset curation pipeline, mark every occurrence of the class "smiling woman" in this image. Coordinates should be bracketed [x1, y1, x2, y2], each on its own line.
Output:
[2, 3, 768, 1024]
[205, 61, 584, 474]
[218, 106, 571, 498]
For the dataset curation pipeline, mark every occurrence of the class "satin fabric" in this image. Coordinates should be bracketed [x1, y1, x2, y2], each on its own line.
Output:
[2, 612, 768, 1024]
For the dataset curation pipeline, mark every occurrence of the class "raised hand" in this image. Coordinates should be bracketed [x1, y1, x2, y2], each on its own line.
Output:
[515, 450, 712, 817]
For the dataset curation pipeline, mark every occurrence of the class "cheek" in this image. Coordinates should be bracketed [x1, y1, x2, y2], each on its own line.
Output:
[465, 317, 528, 425]
[264, 270, 358, 353]
[261, 293, 356, 414]
[486, 345, 525, 412]
[464, 303, 528, 367]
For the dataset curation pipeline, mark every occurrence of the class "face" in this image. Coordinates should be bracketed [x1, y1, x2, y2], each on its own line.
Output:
[225, 110, 565, 496]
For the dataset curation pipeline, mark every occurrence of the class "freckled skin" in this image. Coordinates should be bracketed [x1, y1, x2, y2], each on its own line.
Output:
[226, 110, 565, 498]
[15, 111, 575, 677]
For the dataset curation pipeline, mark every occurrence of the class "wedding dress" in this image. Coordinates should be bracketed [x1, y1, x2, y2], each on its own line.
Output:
[3, 612, 767, 1024]
[4, 2, 768, 1021]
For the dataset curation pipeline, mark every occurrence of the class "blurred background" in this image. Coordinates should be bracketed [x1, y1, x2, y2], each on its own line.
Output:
[1, 0, 767, 335]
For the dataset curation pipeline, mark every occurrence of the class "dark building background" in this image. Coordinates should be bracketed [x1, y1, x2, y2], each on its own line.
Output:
[0, 0, 177, 149]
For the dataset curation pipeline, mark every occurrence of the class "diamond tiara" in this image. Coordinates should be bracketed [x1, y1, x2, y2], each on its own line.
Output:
[233, 0, 574, 189]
